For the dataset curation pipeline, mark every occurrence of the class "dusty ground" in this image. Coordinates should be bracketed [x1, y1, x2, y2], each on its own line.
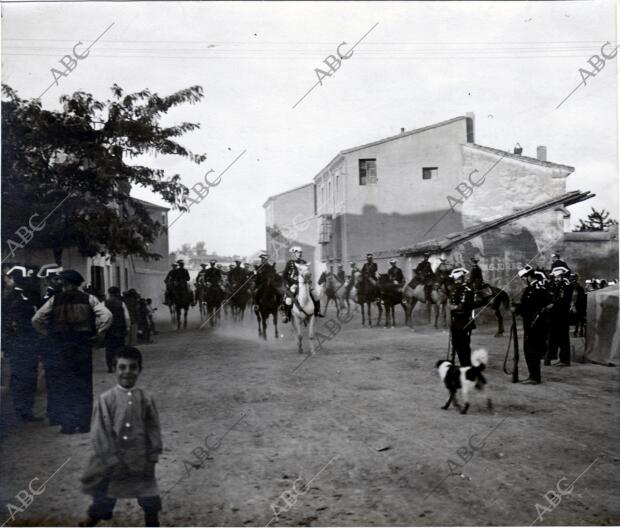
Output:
[1, 306, 619, 527]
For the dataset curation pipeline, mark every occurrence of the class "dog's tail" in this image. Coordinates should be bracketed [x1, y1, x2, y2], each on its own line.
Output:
[436, 360, 451, 382]
[471, 348, 488, 368]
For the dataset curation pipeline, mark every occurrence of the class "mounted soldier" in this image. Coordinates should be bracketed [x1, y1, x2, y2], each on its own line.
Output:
[435, 257, 452, 287]
[361, 253, 378, 283]
[195, 263, 208, 287]
[168, 260, 190, 290]
[335, 263, 346, 284]
[282, 246, 322, 323]
[387, 258, 404, 287]
[411, 252, 435, 302]
[228, 259, 248, 288]
[163, 263, 178, 305]
[204, 259, 225, 293]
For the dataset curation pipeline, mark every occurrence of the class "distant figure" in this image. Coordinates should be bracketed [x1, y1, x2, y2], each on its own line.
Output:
[104, 287, 131, 373]
[550, 252, 570, 272]
[80, 347, 162, 527]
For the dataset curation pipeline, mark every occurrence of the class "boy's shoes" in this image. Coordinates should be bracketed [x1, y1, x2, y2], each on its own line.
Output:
[145, 513, 160, 527]
[78, 517, 99, 527]
[553, 361, 570, 367]
[521, 378, 541, 385]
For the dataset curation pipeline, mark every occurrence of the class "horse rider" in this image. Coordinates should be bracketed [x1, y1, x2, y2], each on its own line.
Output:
[468, 257, 484, 291]
[204, 259, 226, 293]
[411, 252, 435, 302]
[195, 263, 208, 286]
[435, 257, 452, 286]
[546, 266, 573, 367]
[512, 265, 553, 385]
[282, 246, 322, 323]
[550, 252, 570, 273]
[335, 263, 346, 284]
[253, 253, 277, 306]
[361, 253, 378, 282]
[228, 259, 248, 287]
[387, 259, 404, 287]
[168, 260, 190, 289]
[448, 267, 476, 366]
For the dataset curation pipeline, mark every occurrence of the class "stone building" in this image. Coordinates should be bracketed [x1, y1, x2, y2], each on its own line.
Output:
[263, 114, 580, 277]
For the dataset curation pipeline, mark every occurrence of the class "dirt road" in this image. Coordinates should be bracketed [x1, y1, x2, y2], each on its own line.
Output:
[1, 307, 619, 526]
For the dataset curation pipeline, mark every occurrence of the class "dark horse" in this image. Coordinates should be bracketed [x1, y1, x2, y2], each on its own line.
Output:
[352, 272, 382, 327]
[377, 274, 407, 328]
[204, 280, 225, 327]
[473, 283, 511, 337]
[169, 279, 194, 330]
[228, 276, 253, 323]
[254, 271, 283, 340]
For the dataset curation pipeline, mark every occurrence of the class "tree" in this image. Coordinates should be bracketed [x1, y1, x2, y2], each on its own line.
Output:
[573, 207, 618, 232]
[1, 83, 207, 265]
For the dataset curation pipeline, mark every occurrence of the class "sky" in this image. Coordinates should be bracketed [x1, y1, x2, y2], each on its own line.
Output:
[2, 1, 618, 257]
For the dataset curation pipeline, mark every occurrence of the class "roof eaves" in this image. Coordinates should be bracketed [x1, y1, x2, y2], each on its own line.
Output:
[466, 144, 575, 172]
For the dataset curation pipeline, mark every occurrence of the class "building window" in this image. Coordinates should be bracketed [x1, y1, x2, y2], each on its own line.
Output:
[359, 159, 377, 186]
[422, 167, 438, 180]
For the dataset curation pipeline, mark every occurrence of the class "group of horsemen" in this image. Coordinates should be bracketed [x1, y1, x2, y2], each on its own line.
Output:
[162, 248, 485, 323]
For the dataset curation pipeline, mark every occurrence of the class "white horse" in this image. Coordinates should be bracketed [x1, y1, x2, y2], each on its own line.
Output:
[291, 263, 316, 355]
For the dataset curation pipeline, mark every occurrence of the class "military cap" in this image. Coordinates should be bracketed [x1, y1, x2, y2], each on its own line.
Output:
[60, 269, 85, 285]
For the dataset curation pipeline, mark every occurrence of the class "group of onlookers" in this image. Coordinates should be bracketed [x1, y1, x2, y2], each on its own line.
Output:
[1, 263, 157, 432]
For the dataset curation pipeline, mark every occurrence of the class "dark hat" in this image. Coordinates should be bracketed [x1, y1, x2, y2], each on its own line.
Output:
[366, 253, 373, 258]
[60, 269, 85, 285]
[108, 286, 121, 295]
[423, 252, 430, 257]
[176, 259, 185, 264]
[470, 257, 479, 263]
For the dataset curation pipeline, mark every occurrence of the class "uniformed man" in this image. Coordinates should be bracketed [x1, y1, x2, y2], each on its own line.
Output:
[546, 266, 573, 367]
[204, 259, 222, 284]
[412, 252, 435, 302]
[570, 273, 587, 338]
[166, 260, 191, 296]
[361, 253, 378, 282]
[163, 263, 179, 305]
[36, 264, 64, 426]
[469, 257, 484, 291]
[550, 253, 570, 272]
[195, 263, 208, 287]
[335, 263, 346, 284]
[513, 265, 553, 384]
[32, 270, 112, 434]
[229, 259, 248, 288]
[253, 253, 277, 307]
[435, 257, 452, 287]
[448, 267, 476, 366]
[282, 246, 322, 322]
[3, 267, 41, 422]
[387, 259, 404, 287]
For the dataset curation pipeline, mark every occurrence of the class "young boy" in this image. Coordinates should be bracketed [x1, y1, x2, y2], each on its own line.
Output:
[80, 347, 162, 527]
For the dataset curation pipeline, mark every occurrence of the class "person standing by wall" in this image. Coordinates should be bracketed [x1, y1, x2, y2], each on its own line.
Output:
[2, 267, 41, 422]
[32, 270, 112, 434]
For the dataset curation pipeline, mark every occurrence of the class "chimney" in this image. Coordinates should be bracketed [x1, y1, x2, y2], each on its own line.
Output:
[400, 127, 405, 134]
[536, 146, 547, 162]
[465, 112, 475, 143]
[514, 142, 523, 155]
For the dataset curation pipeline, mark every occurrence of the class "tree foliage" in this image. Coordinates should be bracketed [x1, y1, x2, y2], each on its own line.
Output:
[1, 83, 206, 264]
[573, 207, 618, 232]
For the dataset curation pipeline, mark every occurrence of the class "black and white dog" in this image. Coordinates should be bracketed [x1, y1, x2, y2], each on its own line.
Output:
[436, 348, 492, 414]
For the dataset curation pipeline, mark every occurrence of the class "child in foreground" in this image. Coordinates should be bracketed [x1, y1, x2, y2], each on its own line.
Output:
[80, 347, 162, 526]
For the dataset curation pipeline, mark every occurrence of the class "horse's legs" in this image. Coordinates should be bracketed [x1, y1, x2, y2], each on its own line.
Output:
[308, 315, 316, 355]
[367, 303, 372, 327]
[184, 308, 188, 329]
[494, 303, 504, 337]
[293, 318, 303, 353]
[261, 312, 267, 340]
[176, 308, 181, 330]
[360, 303, 366, 327]
[273, 310, 279, 339]
[256, 311, 262, 337]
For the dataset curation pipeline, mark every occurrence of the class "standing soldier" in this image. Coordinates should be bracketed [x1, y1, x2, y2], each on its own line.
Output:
[448, 267, 476, 366]
[412, 252, 435, 302]
[387, 259, 404, 287]
[513, 265, 553, 384]
[469, 257, 484, 291]
[546, 266, 573, 367]
[2, 267, 41, 422]
[32, 270, 112, 434]
[36, 264, 64, 426]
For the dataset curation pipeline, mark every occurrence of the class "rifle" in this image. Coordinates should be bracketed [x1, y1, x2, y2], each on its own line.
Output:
[503, 311, 520, 382]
